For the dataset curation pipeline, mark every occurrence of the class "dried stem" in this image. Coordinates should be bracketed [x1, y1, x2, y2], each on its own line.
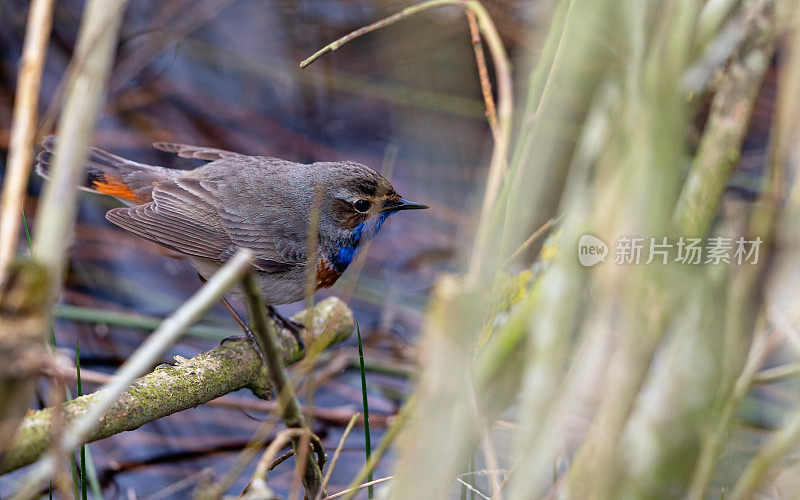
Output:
[316, 413, 361, 500]
[249, 428, 309, 494]
[466, 10, 499, 139]
[32, 0, 127, 290]
[674, 0, 776, 236]
[322, 476, 394, 500]
[241, 272, 327, 499]
[0, 0, 127, 480]
[505, 217, 557, 263]
[0, 0, 55, 284]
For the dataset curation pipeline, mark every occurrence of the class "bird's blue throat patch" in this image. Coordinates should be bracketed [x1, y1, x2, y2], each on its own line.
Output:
[331, 210, 395, 272]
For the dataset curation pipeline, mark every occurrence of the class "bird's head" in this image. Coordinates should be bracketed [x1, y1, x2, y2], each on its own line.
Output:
[313, 161, 427, 271]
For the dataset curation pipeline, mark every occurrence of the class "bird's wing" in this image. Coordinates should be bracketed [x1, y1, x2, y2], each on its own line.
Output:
[106, 176, 299, 273]
[152, 142, 245, 161]
[106, 177, 231, 258]
[218, 199, 308, 270]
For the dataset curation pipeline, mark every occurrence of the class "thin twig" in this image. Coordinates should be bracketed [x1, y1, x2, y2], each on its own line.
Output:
[250, 428, 308, 490]
[9, 250, 253, 499]
[0, 0, 56, 284]
[322, 476, 394, 500]
[316, 413, 361, 500]
[505, 217, 557, 263]
[269, 449, 295, 471]
[340, 396, 414, 500]
[466, 10, 498, 139]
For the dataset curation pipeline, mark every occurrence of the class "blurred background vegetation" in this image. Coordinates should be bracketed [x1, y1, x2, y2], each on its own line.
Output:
[3, 0, 800, 498]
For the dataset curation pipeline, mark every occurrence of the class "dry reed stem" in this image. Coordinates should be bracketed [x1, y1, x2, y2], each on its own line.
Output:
[242, 272, 327, 499]
[0, 0, 55, 285]
[505, 217, 556, 263]
[322, 476, 393, 500]
[249, 428, 309, 492]
[466, 10, 499, 139]
[316, 413, 361, 500]
[674, 0, 776, 237]
[686, 324, 772, 499]
[1, 0, 127, 491]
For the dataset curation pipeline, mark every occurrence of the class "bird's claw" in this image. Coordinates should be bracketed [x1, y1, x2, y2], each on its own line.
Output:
[268, 305, 306, 352]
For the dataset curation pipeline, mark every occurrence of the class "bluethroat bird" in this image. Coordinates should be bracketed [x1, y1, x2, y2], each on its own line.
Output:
[35, 136, 427, 353]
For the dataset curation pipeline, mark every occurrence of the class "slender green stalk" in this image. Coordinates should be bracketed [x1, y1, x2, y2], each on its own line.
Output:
[21, 210, 33, 254]
[53, 304, 241, 340]
[83, 447, 103, 500]
[341, 397, 413, 500]
[356, 323, 373, 498]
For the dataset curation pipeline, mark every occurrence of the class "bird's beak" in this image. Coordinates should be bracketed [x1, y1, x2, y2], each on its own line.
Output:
[384, 197, 429, 212]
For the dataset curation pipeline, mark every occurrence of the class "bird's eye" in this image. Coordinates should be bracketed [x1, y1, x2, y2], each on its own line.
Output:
[354, 199, 371, 213]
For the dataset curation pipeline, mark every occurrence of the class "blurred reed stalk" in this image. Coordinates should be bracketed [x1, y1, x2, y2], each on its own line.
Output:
[0, 0, 55, 285]
[357, 0, 800, 498]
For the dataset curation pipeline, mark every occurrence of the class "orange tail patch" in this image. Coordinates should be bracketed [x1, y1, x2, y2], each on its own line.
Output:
[92, 174, 141, 203]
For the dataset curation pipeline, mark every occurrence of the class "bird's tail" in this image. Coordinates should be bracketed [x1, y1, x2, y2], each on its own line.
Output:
[36, 135, 171, 204]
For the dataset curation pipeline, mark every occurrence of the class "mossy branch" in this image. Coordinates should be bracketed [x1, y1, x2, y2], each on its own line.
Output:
[0, 297, 352, 474]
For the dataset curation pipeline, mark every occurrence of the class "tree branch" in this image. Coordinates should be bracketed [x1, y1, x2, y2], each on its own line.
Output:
[0, 297, 353, 474]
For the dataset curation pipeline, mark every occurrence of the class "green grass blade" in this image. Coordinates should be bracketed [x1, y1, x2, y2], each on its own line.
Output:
[356, 322, 373, 499]
[84, 447, 103, 499]
[22, 211, 57, 350]
[71, 453, 80, 499]
[21, 209, 33, 254]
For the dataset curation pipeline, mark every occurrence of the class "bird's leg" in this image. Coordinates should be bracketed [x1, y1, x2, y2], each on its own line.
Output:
[197, 273, 266, 364]
[267, 305, 305, 351]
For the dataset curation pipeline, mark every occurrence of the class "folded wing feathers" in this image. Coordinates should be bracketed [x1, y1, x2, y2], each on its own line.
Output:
[106, 177, 299, 272]
[152, 142, 244, 161]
